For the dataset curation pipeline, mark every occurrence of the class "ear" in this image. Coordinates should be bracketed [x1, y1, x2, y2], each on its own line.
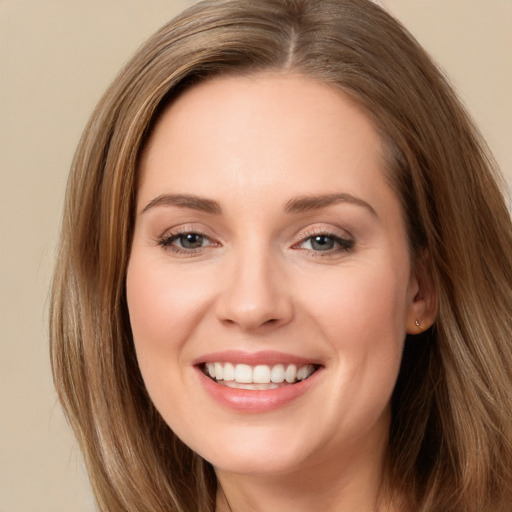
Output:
[405, 249, 437, 335]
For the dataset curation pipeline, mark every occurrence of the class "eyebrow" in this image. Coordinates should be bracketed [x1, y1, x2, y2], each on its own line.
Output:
[284, 193, 377, 216]
[141, 192, 377, 217]
[141, 194, 222, 215]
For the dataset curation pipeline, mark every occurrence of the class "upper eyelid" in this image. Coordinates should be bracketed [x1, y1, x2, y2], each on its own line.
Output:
[159, 223, 218, 239]
[294, 224, 353, 241]
[155, 225, 219, 254]
[157, 232, 219, 257]
[159, 231, 218, 247]
[295, 233, 354, 248]
[292, 225, 355, 252]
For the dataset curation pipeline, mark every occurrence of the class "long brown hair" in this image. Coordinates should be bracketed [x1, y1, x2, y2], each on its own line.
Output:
[50, 1, 512, 510]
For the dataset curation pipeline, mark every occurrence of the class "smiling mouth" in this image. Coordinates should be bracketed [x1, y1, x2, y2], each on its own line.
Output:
[202, 362, 319, 390]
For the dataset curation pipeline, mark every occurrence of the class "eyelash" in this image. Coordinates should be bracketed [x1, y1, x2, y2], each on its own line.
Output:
[157, 228, 354, 257]
[157, 228, 218, 256]
[294, 229, 354, 256]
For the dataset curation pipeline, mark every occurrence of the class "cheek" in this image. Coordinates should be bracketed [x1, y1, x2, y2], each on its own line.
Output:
[303, 260, 410, 343]
[125, 253, 215, 430]
[125, 252, 210, 379]
[307, 265, 409, 425]
[127, 250, 211, 337]
[127, 268, 178, 351]
[300, 261, 410, 405]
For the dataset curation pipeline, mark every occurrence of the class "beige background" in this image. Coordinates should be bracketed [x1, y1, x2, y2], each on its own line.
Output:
[0, 1, 510, 511]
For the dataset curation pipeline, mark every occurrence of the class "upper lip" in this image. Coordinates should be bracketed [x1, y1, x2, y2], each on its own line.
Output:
[192, 350, 323, 367]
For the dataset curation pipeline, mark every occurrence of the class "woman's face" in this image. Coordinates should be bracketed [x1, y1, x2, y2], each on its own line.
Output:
[127, 74, 424, 477]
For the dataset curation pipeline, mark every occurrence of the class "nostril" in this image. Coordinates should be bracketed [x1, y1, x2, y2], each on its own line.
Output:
[215, 282, 294, 331]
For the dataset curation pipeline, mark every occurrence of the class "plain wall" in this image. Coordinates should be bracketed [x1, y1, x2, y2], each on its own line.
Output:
[0, 1, 510, 511]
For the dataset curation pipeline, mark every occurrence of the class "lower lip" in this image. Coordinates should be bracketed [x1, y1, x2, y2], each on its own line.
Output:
[195, 367, 322, 413]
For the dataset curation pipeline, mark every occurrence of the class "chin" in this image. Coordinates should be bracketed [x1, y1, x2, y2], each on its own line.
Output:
[208, 449, 309, 477]
[181, 422, 324, 477]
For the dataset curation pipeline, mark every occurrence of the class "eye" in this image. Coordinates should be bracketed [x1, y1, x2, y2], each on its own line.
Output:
[297, 232, 354, 254]
[174, 232, 207, 249]
[157, 230, 219, 255]
[303, 234, 337, 251]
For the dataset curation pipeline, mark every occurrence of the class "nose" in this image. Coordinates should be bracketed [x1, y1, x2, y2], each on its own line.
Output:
[215, 249, 294, 332]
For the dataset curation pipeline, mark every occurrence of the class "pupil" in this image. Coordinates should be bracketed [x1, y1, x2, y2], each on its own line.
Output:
[312, 235, 334, 251]
[181, 233, 203, 248]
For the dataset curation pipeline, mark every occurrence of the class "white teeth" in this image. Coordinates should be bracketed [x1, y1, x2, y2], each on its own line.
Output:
[270, 364, 285, 383]
[204, 362, 316, 385]
[223, 362, 235, 381]
[214, 362, 223, 381]
[223, 381, 279, 390]
[285, 364, 297, 383]
[253, 365, 271, 384]
[296, 365, 311, 381]
[235, 364, 253, 383]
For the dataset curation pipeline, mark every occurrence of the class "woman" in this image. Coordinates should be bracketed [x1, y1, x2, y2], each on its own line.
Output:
[50, 0, 512, 511]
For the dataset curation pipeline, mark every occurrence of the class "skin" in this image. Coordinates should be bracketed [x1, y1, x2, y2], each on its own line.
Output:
[126, 73, 434, 512]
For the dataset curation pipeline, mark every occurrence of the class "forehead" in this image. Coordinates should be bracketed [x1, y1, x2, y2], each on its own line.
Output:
[138, 73, 389, 209]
